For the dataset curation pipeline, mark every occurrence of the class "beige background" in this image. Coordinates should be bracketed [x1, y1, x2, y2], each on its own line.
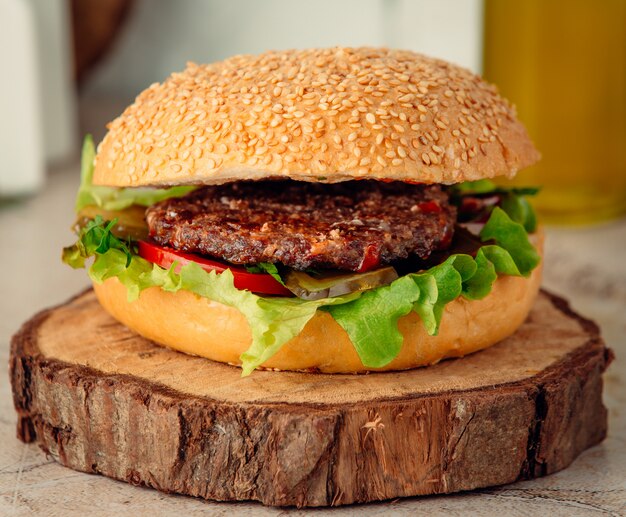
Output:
[84, 0, 483, 101]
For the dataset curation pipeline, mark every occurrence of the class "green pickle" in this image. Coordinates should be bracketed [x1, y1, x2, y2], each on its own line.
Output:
[76, 205, 148, 241]
[285, 267, 399, 300]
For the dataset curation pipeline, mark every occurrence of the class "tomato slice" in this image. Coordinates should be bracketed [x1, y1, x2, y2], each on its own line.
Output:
[137, 240, 292, 296]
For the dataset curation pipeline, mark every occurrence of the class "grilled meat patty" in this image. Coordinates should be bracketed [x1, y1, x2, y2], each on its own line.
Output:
[145, 181, 456, 272]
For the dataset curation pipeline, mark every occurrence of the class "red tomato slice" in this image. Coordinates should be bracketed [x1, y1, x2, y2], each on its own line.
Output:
[137, 240, 292, 296]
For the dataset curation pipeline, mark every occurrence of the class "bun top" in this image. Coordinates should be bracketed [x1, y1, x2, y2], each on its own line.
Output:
[93, 47, 539, 187]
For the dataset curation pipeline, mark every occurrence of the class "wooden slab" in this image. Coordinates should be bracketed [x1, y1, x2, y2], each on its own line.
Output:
[10, 289, 612, 507]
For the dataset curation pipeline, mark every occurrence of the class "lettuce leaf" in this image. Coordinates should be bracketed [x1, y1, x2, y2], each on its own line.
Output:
[451, 179, 539, 232]
[244, 262, 285, 285]
[75, 135, 195, 212]
[480, 207, 540, 276]
[62, 216, 134, 269]
[452, 179, 499, 194]
[326, 276, 421, 367]
[501, 193, 537, 232]
[451, 179, 540, 198]
[63, 203, 539, 373]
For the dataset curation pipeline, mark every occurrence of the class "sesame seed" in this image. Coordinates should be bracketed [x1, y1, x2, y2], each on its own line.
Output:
[96, 47, 529, 184]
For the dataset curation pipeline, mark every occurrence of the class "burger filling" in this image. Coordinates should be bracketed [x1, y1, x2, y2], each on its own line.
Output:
[64, 136, 541, 374]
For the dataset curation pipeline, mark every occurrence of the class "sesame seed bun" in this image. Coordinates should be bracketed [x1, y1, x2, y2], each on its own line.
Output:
[94, 47, 539, 187]
[92, 230, 543, 374]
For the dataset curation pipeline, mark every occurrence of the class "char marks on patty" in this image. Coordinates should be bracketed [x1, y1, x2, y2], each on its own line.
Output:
[145, 181, 456, 272]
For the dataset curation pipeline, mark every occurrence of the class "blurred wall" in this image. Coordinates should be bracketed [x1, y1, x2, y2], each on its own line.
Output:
[83, 0, 482, 102]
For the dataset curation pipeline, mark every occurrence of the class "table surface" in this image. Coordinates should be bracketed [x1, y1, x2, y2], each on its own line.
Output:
[0, 164, 624, 517]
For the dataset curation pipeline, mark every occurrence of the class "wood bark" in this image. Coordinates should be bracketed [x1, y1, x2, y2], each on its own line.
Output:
[10, 289, 612, 507]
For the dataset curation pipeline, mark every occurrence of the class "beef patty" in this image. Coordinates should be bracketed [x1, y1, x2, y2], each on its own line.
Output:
[145, 181, 456, 272]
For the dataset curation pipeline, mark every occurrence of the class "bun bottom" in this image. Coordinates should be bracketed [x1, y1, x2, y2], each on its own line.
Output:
[93, 237, 543, 373]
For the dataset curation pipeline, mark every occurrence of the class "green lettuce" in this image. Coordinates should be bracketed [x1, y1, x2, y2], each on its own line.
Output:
[451, 179, 539, 232]
[244, 263, 285, 285]
[75, 135, 195, 212]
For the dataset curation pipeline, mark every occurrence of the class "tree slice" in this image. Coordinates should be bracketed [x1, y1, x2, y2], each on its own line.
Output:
[10, 289, 612, 508]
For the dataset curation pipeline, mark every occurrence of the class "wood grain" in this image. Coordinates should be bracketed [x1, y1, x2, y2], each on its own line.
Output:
[9, 289, 612, 507]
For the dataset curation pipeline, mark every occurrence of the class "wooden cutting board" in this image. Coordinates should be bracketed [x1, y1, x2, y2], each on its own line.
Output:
[10, 289, 612, 507]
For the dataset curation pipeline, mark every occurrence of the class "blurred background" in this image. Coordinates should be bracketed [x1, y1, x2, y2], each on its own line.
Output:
[1, 0, 625, 224]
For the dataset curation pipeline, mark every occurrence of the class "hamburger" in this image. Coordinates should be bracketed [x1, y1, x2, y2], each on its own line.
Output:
[63, 47, 542, 375]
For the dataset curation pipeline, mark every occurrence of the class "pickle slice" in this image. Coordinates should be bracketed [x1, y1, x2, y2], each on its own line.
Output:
[75, 205, 148, 241]
[284, 266, 399, 300]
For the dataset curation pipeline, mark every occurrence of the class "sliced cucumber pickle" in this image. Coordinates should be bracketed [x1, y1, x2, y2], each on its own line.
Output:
[285, 266, 398, 300]
[76, 205, 148, 241]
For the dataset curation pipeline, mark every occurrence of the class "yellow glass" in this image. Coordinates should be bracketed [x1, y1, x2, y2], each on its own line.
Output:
[483, 0, 626, 224]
